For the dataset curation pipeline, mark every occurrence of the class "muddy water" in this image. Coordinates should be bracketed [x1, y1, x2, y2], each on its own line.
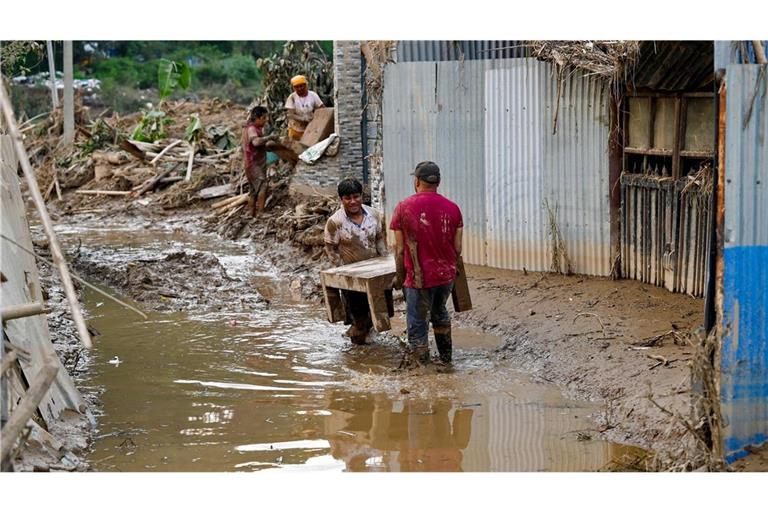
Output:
[54, 216, 640, 472]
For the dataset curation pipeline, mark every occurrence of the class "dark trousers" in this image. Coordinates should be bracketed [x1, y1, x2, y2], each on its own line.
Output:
[404, 283, 454, 349]
[342, 290, 373, 342]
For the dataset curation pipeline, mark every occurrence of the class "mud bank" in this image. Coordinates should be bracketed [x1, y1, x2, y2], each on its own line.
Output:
[455, 266, 704, 461]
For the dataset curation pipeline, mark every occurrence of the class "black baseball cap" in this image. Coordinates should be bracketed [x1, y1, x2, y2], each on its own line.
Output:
[411, 161, 441, 183]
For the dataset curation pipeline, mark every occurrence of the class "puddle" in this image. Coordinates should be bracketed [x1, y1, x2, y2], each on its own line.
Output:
[50, 215, 644, 472]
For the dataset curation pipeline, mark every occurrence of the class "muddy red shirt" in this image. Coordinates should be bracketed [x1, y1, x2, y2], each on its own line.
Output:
[390, 191, 463, 289]
[242, 123, 266, 173]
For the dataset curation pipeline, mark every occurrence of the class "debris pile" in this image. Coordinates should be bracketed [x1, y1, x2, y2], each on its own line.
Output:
[72, 249, 266, 312]
[529, 40, 641, 83]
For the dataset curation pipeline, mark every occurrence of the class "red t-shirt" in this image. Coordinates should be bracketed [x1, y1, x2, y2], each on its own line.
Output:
[390, 191, 463, 289]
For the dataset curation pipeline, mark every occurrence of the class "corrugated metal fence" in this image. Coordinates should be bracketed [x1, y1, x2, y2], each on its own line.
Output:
[721, 64, 768, 462]
[383, 58, 612, 275]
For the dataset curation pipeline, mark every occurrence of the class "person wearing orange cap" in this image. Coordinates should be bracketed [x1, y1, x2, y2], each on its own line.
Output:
[285, 75, 325, 141]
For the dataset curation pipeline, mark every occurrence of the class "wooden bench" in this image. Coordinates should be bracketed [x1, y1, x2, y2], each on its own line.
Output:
[320, 255, 472, 332]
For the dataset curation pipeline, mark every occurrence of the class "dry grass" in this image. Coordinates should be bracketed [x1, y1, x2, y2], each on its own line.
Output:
[543, 198, 572, 276]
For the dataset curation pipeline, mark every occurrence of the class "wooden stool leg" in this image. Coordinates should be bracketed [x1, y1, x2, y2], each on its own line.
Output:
[365, 279, 391, 332]
[323, 285, 345, 323]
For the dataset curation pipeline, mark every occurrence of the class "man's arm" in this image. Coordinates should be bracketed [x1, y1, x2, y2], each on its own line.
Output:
[286, 109, 309, 123]
[453, 227, 463, 258]
[324, 219, 343, 267]
[392, 230, 406, 290]
[247, 126, 276, 147]
[325, 243, 343, 267]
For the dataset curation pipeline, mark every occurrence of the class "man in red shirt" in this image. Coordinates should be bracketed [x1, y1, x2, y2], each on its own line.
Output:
[390, 161, 463, 369]
[242, 105, 279, 216]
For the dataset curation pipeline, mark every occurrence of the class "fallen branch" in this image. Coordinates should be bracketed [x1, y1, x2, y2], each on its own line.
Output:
[211, 193, 247, 210]
[132, 162, 182, 197]
[572, 312, 607, 338]
[149, 139, 183, 165]
[75, 190, 132, 196]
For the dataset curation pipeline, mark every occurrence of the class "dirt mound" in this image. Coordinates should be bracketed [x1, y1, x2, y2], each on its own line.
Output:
[72, 249, 266, 312]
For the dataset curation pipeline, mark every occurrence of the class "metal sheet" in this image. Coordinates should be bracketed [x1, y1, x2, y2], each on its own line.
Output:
[383, 58, 611, 275]
[721, 64, 768, 462]
[396, 40, 528, 62]
[485, 59, 611, 275]
[382, 60, 487, 266]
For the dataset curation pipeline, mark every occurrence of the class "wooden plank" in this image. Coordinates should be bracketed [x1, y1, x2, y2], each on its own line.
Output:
[197, 183, 234, 200]
[300, 108, 335, 147]
[451, 257, 472, 312]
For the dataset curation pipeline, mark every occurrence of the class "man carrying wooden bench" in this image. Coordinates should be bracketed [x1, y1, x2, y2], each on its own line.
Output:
[324, 178, 387, 345]
[390, 161, 464, 369]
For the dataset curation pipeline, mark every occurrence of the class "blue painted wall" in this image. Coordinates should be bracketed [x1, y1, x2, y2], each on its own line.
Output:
[721, 64, 768, 462]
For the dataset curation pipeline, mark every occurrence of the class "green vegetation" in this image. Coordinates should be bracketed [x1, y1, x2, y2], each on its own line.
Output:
[6, 41, 334, 116]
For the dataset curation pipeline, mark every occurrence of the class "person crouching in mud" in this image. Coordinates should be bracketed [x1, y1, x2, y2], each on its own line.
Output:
[390, 161, 463, 369]
[324, 178, 387, 345]
[242, 105, 280, 216]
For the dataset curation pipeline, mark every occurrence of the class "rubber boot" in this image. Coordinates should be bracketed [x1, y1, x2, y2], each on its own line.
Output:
[434, 327, 453, 364]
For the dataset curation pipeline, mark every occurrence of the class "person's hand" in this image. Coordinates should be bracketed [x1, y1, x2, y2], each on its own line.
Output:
[268, 134, 280, 142]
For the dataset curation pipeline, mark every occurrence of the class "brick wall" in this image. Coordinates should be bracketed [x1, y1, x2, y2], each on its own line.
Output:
[292, 40, 365, 193]
[333, 40, 364, 183]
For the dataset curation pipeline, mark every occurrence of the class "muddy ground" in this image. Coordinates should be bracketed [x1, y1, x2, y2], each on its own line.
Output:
[24, 183, 764, 471]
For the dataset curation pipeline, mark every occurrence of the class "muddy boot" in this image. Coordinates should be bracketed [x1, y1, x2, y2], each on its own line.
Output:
[395, 345, 430, 371]
[434, 328, 453, 364]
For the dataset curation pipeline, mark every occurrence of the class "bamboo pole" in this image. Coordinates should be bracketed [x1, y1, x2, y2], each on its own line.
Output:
[0, 303, 50, 322]
[0, 359, 59, 464]
[0, 81, 93, 348]
[1, 351, 18, 375]
[62, 41, 74, 147]
[45, 41, 59, 109]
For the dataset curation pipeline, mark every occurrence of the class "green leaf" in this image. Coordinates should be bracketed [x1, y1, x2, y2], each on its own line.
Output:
[177, 61, 192, 89]
[184, 114, 202, 142]
[157, 58, 178, 100]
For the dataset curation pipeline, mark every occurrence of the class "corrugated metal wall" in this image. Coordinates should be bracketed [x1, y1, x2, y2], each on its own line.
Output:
[383, 58, 612, 275]
[721, 64, 768, 462]
[396, 40, 529, 62]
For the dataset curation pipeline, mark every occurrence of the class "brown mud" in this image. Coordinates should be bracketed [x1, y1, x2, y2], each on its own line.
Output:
[20, 114, 761, 469]
[41, 211, 650, 472]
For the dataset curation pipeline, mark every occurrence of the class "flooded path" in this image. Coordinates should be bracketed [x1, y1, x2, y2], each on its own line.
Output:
[52, 216, 641, 471]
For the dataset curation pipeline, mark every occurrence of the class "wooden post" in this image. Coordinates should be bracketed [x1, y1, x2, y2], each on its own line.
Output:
[0, 359, 59, 465]
[185, 142, 195, 181]
[45, 41, 59, 109]
[0, 82, 92, 348]
[62, 41, 74, 147]
[0, 302, 49, 322]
